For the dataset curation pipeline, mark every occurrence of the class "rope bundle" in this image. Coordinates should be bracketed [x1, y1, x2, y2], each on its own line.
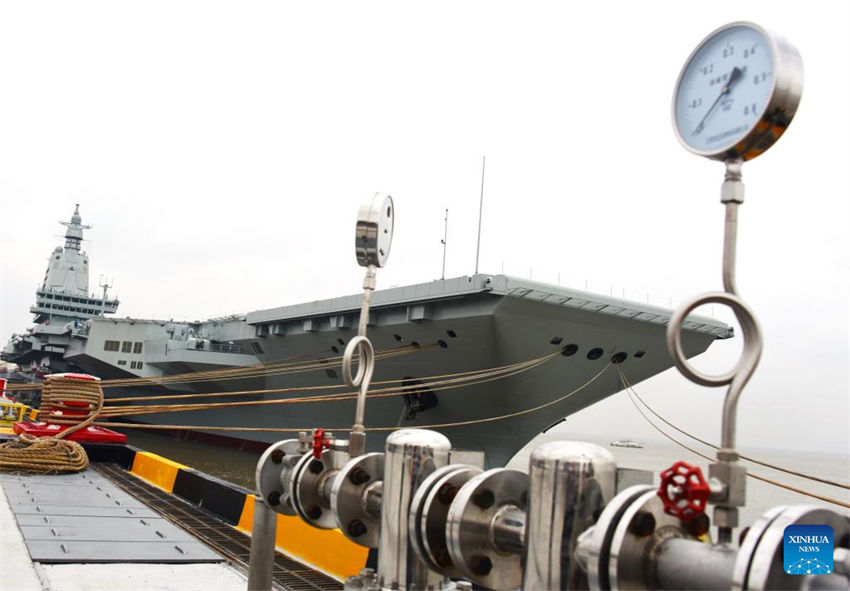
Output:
[0, 433, 88, 473]
[0, 375, 103, 474]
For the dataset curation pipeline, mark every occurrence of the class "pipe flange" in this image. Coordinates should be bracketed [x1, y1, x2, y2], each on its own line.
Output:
[290, 449, 343, 529]
[410, 464, 483, 576]
[729, 504, 787, 590]
[255, 439, 300, 516]
[446, 468, 528, 590]
[608, 488, 692, 589]
[577, 485, 654, 590]
[332, 452, 384, 547]
[736, 505, 850, 589]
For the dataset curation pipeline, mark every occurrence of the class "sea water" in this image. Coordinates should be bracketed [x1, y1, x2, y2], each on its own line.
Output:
[508, 431, 850, 527]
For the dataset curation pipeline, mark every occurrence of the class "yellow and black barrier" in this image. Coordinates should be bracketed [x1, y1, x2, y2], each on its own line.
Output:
[65, 440, 369, 580]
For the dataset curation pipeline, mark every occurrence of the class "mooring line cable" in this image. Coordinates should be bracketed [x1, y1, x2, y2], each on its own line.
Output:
[97, 345, 424, 389]
[617, 367, 850, 491]
[4, 343, 428, 391]
[95, 360, 611, 434]
[105, 348, 556, 404]
[98, 353, 560, 417]
[102, 350, 559, 408]
[105, 352, 420, 403]
[618, 369, 850, 509]
[103, 346, 418, 403]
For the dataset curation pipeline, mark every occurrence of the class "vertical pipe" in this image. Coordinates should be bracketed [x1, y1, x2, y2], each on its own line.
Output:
[523, 441, 616, 591]
[247, 495, 277, 591]
[378, 429, 451, 590]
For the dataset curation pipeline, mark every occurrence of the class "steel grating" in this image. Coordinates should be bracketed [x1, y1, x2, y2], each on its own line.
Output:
[94, 463, 342, 591]
[0, 471, 220, 563]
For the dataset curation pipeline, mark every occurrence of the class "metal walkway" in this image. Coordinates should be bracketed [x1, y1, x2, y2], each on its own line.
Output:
[0, 470, 219, 563]
[95, 463, 342, 591]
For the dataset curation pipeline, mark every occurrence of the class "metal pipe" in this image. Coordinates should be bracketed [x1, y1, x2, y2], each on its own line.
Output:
[720, 158, 744, 295]
[378, 429, 451, 590]
[363, 481, 382, 519]
[722, 202, 740, 296]
[523, 441, 616, 591]
[490, 505, 526, 554]
[654, 538, 736, 590]
[246, 495, 277, 591]
[321, 471, 337, 507]
[348, 266, 377, 458]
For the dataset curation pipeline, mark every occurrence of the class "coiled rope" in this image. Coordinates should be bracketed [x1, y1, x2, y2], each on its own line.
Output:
[617, 367, 850, 510]
[0, 375, 103, 474]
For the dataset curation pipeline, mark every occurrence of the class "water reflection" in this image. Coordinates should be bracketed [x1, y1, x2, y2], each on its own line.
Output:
[118, 428, 263, 490]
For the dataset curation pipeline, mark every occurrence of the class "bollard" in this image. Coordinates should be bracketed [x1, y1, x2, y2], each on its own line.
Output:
[378, 429, 451, 590]
[247, 494, 278, 590]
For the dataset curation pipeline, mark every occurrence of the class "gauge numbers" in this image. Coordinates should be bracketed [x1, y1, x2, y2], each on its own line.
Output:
[673, 22, 803, 161]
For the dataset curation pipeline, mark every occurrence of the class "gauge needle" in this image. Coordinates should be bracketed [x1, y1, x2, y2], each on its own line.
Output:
[692, 66, 745, 135]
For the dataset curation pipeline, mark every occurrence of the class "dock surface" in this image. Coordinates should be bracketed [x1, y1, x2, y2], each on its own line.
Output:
[1, 469, 249, 591]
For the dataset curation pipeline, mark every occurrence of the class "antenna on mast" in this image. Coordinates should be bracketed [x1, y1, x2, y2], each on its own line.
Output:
[441, 208, 449, 280]
[474, 156, 486, 275]
[99, 275, 113, 316]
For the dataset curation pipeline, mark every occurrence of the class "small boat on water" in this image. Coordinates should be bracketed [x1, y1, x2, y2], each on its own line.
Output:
[610, 437, 644, 448]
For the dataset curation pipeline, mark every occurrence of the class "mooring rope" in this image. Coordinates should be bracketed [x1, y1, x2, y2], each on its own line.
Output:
[105, 345, 508, 404]
[94, 360, 611, 433]
[3, 343, 427, 391]
[0, 375, 102, 474]
[617, 367, 850, 509]
[98, 352, 559, 418]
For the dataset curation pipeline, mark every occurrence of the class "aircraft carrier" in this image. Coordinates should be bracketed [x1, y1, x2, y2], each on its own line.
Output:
[2, 206, 732, 466]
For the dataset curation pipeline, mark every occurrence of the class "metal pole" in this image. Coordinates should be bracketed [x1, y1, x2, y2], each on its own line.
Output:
[247, 495, 277, 591]
[474, 156, 485, 275]
[99, 275, 112, 316]
[441, 208, 448, 280]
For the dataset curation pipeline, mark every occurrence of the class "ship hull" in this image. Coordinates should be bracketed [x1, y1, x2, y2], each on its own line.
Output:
[98, 281, 723, 468]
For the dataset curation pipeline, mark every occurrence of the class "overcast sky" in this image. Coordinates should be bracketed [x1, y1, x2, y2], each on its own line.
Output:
[1, 1, 848, 454]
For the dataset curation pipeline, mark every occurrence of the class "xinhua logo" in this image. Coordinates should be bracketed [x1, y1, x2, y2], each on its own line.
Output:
[783, 524, 833, 575]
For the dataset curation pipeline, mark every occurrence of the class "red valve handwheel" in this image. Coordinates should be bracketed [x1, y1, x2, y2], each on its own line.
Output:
[657, 461, 710, 522]
[312, 428, 331, 459]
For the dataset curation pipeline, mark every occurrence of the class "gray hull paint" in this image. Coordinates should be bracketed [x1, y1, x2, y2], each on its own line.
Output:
[110, 289, 718, 468]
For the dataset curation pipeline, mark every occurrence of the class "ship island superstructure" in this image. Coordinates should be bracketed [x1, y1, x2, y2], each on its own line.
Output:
[2, 206, 119, 377]
[3, 207, 733, 466]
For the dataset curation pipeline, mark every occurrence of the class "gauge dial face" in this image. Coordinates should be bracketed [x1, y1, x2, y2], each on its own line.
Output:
[674, 24, 776, 156]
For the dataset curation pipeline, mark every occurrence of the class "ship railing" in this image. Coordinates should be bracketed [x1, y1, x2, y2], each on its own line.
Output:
[499, 262, 683, 310]
[143, 338, 254, 356]
[204, 342, 252, 355]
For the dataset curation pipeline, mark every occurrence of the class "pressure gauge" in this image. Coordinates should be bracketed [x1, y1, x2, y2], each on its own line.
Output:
[354, 192, 394, 268]
[672, 22, 803, 161]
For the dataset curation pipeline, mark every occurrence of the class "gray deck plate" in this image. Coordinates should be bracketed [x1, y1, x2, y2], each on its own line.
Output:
[8, 504, 159, 518]
[16, 514, 164, 526]
[23, 540, 221, 563]
[0, 471, 221, 563]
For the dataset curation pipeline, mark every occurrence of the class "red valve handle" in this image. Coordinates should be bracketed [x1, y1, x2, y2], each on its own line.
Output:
[312, 428, 331, 459]
[657, 461, 710, 522]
